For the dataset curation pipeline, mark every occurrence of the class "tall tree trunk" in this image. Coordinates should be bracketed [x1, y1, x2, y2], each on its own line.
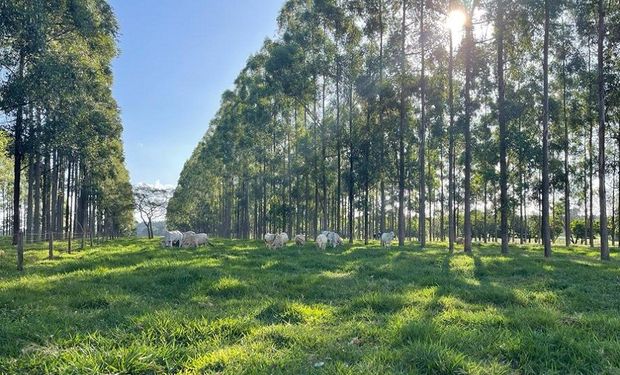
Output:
[597, 0, 609, 260]
[563, 55, 571, 246]
[26, 156, 34, 243]
[541, 0, 552, 257]
[336, 63, 342, 235]
[498, 0, 509, 254]
[66, 160, 73, 253]
[50, 151, 59, 240]
[379, 0, 386, 235]
[398, 0, 407, 247]
[33, 153, 41, 242]
[587, 44, 595, 248]
[440, 144, 445, 241]
[321, 77, 328, 231]
[418, 0, 426, 247]
[448, 27, 456, 253]
[484, 180, 488, 243]
[463, 7, 474, 253]
[12, 51, 25, 245]
[348, 82, 354, 244]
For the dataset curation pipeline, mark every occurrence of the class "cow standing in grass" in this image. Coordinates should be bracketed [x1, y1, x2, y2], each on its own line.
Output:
[316, 234, 328, 250]
[264, 233, 286, 249]
[322, 231, 343, 248]
[194, 233, 213, 247]
[162, 230, 183, 247]
[295, 234, 306, 246]
[182, 231, 197, 248]
[381, 232, 395, 247]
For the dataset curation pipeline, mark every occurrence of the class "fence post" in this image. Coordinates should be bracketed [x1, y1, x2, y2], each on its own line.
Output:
[16, 230, 24, 272]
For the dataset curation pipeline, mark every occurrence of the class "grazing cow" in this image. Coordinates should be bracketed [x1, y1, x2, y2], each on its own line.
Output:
[264, 233, 276, 249]
[295, 234, 306, 246]
[194, 233, 213, 247]
[328, 232, 343, 248]
[456, 237, 464, 245]
[163, 230, 183, 247]
[182, 231, 197, 248]
[381, 231, 395, 247]
[271, 233, 285, 249]
[280, 232, 289, 244]
[321, 231, 343, 248]
[316, 234, 328, 250]
[264, 233, 286, 249]
[373, 232, 382, 240]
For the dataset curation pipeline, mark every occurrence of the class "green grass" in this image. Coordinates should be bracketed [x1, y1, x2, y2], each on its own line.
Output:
[0, 238, 619, 374]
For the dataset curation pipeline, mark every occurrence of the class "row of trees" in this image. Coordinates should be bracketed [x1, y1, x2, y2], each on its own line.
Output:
[0, 0, 134, 256]
[168, 0, 620, 259]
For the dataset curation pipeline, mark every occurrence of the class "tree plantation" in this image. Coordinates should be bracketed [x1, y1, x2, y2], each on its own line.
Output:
[168, 0, 620, 259]
[1, 0, 620, 374]
[0, 0, 134, 258]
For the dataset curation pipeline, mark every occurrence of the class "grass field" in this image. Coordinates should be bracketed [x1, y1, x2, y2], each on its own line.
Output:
[0, 238, 619, 374]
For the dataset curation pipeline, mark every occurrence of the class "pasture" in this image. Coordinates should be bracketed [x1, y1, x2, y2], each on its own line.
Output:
[1, 239, 619, 374]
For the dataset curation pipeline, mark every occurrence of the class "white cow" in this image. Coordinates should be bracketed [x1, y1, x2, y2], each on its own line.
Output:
[322, 231, 343, 248]
[295, 234, 306, 246]
[330, 232, 344, 248]
[270, 233, 285, 249]
[163, 230, 183, 247]
[316, 234, 328, 250]
[182, 231, 197, 248]
[381, 231, 395, 247]
[280, 232, 289, 244]
[194, 233, 212, 247]
[264, 233, 276, 249]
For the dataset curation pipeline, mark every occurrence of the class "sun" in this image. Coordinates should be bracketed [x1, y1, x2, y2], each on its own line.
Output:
[447, 9, 467, 34]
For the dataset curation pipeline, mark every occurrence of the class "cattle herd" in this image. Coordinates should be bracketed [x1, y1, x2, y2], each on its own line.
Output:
[161, 229, 403, 249]
[161, 230, 213, 248]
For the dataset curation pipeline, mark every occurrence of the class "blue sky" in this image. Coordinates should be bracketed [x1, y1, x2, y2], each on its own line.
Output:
[110, 0, 284, 186]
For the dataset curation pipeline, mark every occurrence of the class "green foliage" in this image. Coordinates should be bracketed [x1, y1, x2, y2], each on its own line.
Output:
[0, 238, 619, 373]
[0, 0, 133, 237]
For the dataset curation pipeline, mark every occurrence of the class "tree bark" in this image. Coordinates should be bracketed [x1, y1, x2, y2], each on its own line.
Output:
[348, 82, 354, 243]
[12, 51, 25, 245]
[541, 0, 552, 257]
[418, 0, 426, 247]
[448, 28, 456, 253]
[398, 0, 408, 247]
[562, 55, 571, 246]
[463, 7, 474, 253]
[597, 0, 609, 260]
[498, 0, 509, 254]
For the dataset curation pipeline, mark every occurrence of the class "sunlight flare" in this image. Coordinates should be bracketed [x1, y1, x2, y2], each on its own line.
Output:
[447, 9, 467, 33]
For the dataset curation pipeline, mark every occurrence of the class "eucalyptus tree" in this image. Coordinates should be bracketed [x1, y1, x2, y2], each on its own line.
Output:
[541, 0, 552, 257]
[596, 0, 609, 260]
[462, 1, 477, 253]
[496, 0, 509, 253]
